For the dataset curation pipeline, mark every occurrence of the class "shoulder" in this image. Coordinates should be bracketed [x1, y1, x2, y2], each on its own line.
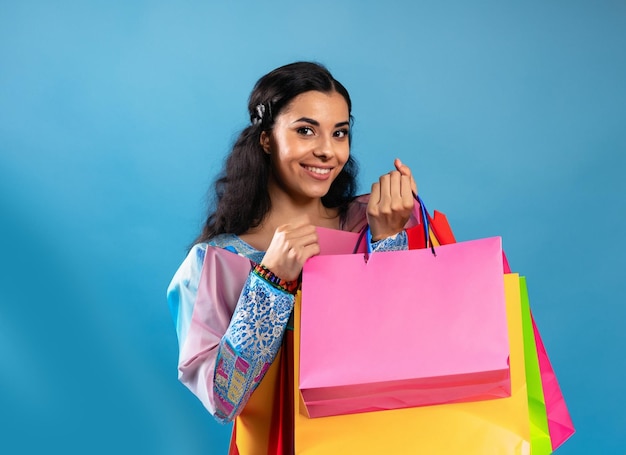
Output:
[168, 243, 209, 292]
[168, 239, 257, 304]
[170, 237, 249, 287]
[208, 234, 265, 263]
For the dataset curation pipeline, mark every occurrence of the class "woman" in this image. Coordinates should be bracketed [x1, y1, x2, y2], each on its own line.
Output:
[167, 61, 419, 454]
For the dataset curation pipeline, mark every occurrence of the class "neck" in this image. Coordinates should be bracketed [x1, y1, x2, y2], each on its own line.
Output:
[268, 185, 339, 228]
[239, 182, 341, 251]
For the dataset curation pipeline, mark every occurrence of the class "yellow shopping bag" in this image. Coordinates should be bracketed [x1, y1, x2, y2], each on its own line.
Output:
[294, 274, 534, 454]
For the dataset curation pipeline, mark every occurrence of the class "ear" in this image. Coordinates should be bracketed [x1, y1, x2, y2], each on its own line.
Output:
[260, 131, 271, 154]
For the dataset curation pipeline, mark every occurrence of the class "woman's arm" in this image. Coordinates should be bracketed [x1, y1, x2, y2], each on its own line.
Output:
[212, 271, 293, 422]
[167, 244, 293, 423]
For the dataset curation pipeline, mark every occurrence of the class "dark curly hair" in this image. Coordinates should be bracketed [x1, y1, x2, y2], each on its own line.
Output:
[194, 61, 358, 244]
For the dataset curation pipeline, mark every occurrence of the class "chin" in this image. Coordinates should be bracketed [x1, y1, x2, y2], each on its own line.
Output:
[309, 184, 334, 199]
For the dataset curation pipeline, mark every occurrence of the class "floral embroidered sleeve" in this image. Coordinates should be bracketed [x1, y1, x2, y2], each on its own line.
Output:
[370, 230, 409, 252]
[213, 273, 293, 422]
[167, 238, 293, 424]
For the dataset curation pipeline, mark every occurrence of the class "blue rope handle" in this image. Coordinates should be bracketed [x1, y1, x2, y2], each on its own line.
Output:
[414, 192, 436, 257]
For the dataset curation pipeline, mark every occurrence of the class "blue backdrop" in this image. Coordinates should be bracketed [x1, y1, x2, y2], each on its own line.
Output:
[1, 1, 624, 453]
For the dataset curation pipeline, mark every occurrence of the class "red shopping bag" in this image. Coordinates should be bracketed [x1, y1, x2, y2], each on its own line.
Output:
[407, 210, 456, 249]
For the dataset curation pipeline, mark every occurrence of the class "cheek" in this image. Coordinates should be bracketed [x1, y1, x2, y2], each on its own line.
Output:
[338, 145, 350, 166]
[334, 153, 350, 177]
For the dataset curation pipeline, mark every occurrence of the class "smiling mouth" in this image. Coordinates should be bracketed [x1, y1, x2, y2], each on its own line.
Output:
[303, 165, 332, 175]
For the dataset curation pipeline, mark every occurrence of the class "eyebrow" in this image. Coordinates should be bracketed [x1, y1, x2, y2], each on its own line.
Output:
[293, 117, 350, 128]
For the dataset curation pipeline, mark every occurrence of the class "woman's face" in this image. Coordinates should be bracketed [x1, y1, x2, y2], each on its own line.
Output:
[262, 90, 350, 204]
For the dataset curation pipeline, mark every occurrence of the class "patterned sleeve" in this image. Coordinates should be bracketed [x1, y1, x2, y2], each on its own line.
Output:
[167, 244, 294, 423]
[370, 230, 409, 252]
[213, 273, 293, 422]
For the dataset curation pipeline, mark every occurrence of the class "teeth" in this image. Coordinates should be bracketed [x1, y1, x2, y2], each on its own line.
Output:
[304, 166, 331, 175]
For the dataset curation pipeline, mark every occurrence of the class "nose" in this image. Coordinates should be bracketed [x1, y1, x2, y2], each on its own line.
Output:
[313, 136, 334, 160]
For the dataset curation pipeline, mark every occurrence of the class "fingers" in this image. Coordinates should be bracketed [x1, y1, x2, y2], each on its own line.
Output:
[395, 158, 418, 195]
[370, 179, 381, 205]
[279, 223, 319, 254]
[400, 174, 414, 208]
[394, 158, 406, 174]
[388, 170, 403, 206]
[262, 221, 320, 281]
[373, 170, 411, 210]
[367, 159, 418, 241]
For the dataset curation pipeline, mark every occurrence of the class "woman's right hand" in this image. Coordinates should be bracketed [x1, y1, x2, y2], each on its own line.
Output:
[367, 158, 417, 242]
[260, 218, 320, 282]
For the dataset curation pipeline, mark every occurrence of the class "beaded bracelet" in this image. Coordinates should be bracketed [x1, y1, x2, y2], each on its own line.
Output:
[253, 263, 299, 294]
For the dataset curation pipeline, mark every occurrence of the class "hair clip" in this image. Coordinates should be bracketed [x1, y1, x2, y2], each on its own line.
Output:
[252, 103, 266, 125]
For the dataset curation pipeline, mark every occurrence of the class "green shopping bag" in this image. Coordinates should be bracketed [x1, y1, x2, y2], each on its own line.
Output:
[520, 276, 552, 453]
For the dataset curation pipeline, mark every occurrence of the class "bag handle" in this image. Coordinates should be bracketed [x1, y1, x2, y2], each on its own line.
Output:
[353, 224, 369, 255]
[352, 193, 436, 257]
[414, 192, 437, 257]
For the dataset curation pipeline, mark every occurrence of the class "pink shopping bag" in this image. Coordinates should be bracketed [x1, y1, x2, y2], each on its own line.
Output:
[532, 318, 575, 450]
[299, 236, 511, 418]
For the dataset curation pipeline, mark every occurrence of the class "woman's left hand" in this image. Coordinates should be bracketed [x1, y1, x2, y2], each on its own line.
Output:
[367, 158, 417, 242]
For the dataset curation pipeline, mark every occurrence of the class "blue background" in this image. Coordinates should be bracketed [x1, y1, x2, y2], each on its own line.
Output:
[1, 1, 624, 453]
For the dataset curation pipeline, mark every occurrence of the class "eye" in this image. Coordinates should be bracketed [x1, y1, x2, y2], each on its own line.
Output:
[297, 126, 314, 136]
[334, 128, 350, 138]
